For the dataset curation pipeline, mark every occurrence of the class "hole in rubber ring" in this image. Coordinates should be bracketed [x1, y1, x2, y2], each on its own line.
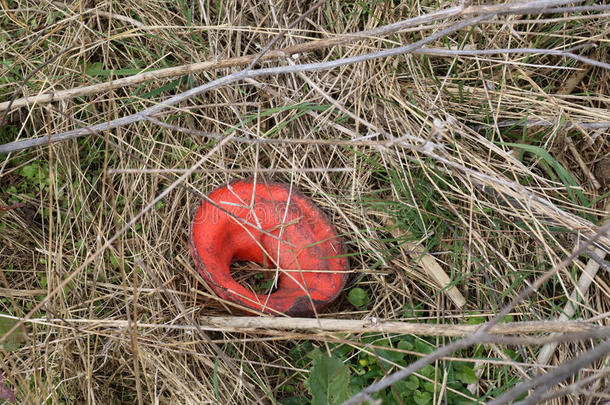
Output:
[231, 260, 279, 295]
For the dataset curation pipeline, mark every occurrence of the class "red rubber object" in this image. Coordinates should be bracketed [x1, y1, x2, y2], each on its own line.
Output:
[189, 179, 349, 316]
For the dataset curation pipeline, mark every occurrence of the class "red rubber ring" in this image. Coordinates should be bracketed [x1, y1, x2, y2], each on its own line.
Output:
[189, 179, 349, 316]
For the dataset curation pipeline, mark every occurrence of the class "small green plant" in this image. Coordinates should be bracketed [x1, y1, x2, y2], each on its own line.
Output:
[19, 162, 48, 188]
[283, 321, 481, 404]
[306, 354, 351, 405]
[348, 287, 370, 309]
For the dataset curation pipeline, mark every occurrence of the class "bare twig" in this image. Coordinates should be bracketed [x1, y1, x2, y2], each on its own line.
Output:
[489, 339, 610, 405]
[586, 249, 610, 274]
[246, 0, 325, 69]
[2, 0, 598, 113]
[534, 4, 610, 13]
[165, 317, 602, 336]
[3, 6, 606, 155]
[534, 367, 610, 403]
[2, 313, 607, 339]
[107, 168, 352, 175]
[0, 4, 465, 112]
[0, 133, 236, 346]
[8, 18, 609, 156]
[537, 200, 610, 365]
[475, 119, 610, 131]
[0, 13, 494, 155]
[342, 220, 610, 405]
[3, 32, 608, 156]
[412, 46, 610, 70]
[0, 202, 26, 211]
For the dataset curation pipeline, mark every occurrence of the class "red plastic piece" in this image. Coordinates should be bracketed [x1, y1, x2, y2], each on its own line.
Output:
[189, 179, 349, 316]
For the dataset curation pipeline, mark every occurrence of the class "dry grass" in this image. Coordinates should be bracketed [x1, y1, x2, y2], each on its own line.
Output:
[0, 0, 609, 404]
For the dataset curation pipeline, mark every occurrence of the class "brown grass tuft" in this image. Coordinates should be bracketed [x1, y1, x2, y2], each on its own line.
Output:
[1, 0, 609, 403]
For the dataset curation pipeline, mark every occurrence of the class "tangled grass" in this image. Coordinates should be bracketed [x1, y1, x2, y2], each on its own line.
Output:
[1, 0, 609, 404]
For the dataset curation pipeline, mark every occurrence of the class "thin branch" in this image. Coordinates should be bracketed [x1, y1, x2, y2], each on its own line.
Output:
[0, 3, 467, 112]
[144, 116, 392, 146]
[3, 0, 594, 113]
[475, 119, 610, 131]
[0, 13, 495, 155]
[412, 46, 610, 70]
[537, 4, 610, 13]
[489, 339, 610, 405]
[460, 0, 585, 15]
[4, 11, 608, 154]
[586, 249, 610, 274]
[537, 200, 610, 365]
[0, 1, 600, 115]
[247, 0, 325, 69]
[342, 220, 610, 405]
[534, 367, 610, 403]
[107, 168, 352, 175]
[0, 134, 236, 347]
[2, 314, 607, 339]
[170, 317, 604, 336]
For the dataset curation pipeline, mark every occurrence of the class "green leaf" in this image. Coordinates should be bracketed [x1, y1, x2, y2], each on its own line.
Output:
[454, 364, 478, 384]
[404, 375, 419, 390]
[134, 78, 182, 100]
[85, 62, 104, 76]
[503, 348, 520, 361]
[85, 64, 149, 78]
[413, 389, 432, 405]
[414, 340, 434, 355]
[348, 288, 370, 308]
[307, 347, 323, 361]
[397, 339, 413, 351]
[375, 339, 405, 368]
[20, 163, 38, 180]
[419, 365, 435, 379]
[307, 355, 351, 405]
[0, 315, 26, 351]
[109, 254, 120, 269]
[465, 311, 486, 325]
[255, 279, 275, 293]
[422, 382, 435, 393]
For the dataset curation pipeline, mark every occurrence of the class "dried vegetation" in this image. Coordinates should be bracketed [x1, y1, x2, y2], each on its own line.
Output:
[0, 0, 609, 404]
